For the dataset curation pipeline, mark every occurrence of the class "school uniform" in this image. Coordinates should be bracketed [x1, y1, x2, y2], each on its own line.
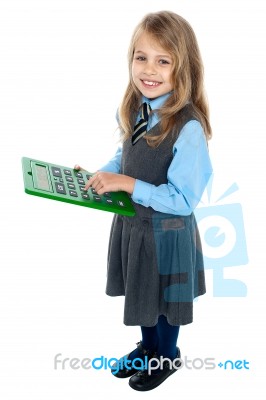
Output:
[100, 93, 213, 327]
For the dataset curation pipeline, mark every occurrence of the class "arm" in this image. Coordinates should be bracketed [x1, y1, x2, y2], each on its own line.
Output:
[131, 120, 213, 215]
[83, 120, 212, 206]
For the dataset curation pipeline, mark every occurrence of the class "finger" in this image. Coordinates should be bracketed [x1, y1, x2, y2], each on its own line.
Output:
[93, 180, 106, 194]
[95, 186, 105, 195]
[84, 174, 97, 191]
[84, 179, 92, 191]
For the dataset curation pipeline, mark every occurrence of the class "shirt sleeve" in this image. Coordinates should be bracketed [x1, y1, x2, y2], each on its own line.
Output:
[98, 146, 122, 173]
[131, 120, 213, 215]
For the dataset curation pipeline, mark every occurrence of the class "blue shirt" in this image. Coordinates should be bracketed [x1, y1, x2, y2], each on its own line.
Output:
[99, 94, 213, 216]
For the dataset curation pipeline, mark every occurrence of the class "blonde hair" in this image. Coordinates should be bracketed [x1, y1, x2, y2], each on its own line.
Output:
[118, 11, 212, 147]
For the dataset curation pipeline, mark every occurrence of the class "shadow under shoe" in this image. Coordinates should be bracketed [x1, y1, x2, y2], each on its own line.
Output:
[129, 347, 181, 391]
[111, 341, 156, 378]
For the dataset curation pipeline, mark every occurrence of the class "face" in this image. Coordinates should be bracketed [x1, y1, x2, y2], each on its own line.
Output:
[131, 32, 174, 99]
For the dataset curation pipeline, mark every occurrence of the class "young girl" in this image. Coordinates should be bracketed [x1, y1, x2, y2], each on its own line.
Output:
[75, 10, 212, 391]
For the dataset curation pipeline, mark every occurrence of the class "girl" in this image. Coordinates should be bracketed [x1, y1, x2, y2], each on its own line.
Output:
[75, 10, 213, 391]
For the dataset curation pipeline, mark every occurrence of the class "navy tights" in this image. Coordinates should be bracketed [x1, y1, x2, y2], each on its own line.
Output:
[128, 315, 180, 361]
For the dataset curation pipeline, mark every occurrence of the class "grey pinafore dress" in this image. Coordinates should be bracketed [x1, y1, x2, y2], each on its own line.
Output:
[105, 105, 206, 326]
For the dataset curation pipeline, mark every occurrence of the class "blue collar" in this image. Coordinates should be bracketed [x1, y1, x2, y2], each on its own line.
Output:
[141, 92, 172, 110]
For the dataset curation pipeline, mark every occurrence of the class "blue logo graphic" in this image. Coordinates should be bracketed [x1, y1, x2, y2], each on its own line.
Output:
[152, 176, 249, 301]
[194, 178, 249, 297]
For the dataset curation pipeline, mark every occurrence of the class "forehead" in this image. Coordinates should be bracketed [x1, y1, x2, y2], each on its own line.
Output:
[134, 32, 171, 56]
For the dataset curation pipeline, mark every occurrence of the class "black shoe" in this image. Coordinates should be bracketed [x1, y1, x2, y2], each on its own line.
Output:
[111, 341, 155, 378]
[128, 347, 181, 391]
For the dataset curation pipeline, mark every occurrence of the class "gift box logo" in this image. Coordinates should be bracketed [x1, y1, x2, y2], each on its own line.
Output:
[194, 180, 249, 297]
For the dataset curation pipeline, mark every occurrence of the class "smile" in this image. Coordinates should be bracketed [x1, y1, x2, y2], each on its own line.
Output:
[141, 80, 162, 87]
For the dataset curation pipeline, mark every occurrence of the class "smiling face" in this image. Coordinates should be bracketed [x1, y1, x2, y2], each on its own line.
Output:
[131, 32, 174, 99]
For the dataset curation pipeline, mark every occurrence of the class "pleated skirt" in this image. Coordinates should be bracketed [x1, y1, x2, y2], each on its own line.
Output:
[105, 209, 206, 327]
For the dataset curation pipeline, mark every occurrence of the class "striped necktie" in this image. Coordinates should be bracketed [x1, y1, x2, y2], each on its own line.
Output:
[132, 102, 151, 145]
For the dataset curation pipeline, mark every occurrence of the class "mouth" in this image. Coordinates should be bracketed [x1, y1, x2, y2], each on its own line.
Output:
[141, 79, 162, 88]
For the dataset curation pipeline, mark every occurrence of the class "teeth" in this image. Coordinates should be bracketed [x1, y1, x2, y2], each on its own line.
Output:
[143, 80, 160, 86]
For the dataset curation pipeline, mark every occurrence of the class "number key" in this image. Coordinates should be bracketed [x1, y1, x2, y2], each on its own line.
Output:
[55, 182, 66, 194]
[93, 195, 102, 202]
[52, 167, 62, 178]
[66, 176, 74, 182]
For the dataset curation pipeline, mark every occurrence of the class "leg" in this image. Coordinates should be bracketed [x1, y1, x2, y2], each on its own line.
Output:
[127, 324, 158, 361]
[156, 315, 180, 360]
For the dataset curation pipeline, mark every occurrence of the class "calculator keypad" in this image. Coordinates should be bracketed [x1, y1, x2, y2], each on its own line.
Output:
[50, 166, 125, 209]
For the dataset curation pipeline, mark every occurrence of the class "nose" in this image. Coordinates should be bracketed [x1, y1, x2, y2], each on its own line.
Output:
[143, 61, 157, 75]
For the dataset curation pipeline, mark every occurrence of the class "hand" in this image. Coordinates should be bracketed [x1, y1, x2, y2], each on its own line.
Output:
[84, 171, 136, 195]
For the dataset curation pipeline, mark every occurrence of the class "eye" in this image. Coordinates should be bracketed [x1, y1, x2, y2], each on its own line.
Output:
[135, 56, 146, 61]
[159, 59, 170, 65]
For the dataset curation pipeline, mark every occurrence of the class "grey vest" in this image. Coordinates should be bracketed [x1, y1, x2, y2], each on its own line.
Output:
[121, 104, 197, 217]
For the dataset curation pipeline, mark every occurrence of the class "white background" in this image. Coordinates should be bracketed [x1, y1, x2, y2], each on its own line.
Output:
[0, 0, 265, 398]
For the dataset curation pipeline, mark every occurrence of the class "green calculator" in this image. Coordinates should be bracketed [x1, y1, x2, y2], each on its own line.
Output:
[22, 157, 136, 216]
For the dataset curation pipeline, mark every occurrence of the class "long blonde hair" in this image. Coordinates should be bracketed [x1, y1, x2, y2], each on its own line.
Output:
[118, 11, 212, 147]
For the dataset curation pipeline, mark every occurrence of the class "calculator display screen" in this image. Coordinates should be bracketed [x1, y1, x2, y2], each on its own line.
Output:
[35, 164, 50, 191]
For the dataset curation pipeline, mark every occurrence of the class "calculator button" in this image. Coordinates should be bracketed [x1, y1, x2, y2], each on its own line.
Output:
[52, 167, 62, 178]
[64, 169, 72, 176]
[67, 183, 76, 189]
[55, 182, 66, 194]
[104, 192, 111, 197]
[76, 172, 83, 178]
[66, 176, 74, 182]
[82, 194, 90, 200]
[91, 188, 97, 194]
[69, 190, 78, 197]
[93, 195, 102, 202]
[77, 178, 85, 185]
[79, 186, 86, 191]
[86, 174, 92, 180]
[117, 200, 125, 207]
[106, 199, 113, 205]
